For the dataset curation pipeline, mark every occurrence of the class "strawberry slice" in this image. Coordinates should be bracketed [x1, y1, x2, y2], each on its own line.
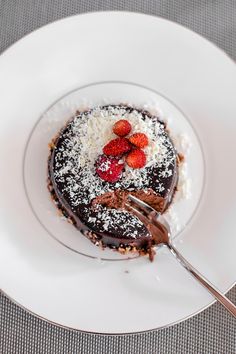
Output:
[96, 155, 124, 182]
[129, 133, 149, 148]
[126, 149, 146, 169]
[113, 119, 132, 137]
[103, 137, 132, 156]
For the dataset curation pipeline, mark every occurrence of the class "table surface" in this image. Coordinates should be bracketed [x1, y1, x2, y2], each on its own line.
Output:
[0, 1, 235, 353]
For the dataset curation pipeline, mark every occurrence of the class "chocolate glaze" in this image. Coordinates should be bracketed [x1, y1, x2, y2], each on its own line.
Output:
[48, 105, 178, 258]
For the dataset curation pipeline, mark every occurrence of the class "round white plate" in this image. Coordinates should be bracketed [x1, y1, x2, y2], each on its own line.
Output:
[0, 12, 235, 334]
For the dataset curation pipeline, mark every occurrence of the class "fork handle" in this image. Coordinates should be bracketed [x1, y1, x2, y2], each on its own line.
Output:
[167, 243, 236, 318]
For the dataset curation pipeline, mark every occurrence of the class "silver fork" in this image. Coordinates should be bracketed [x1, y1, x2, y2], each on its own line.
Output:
[126, 194, 236, 318]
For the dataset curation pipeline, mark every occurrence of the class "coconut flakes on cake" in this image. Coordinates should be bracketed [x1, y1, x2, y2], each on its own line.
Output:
[53, 105, 176, 208]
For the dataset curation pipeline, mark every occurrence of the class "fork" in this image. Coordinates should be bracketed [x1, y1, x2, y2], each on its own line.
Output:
[126, 195, 236, 318]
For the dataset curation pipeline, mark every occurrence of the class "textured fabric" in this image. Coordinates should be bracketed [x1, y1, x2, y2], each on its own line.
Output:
[1, 290, 236, 354]
[0, 1, 236, 353]
[0, 0, 236, 60]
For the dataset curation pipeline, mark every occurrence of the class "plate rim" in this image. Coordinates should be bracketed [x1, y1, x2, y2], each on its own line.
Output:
[0, 10, 235, 334]
[1, 10, 235, 67]
[2, 284, 235, 335]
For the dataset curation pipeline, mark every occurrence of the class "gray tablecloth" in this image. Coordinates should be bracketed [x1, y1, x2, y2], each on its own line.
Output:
[0, 1, 235, 353]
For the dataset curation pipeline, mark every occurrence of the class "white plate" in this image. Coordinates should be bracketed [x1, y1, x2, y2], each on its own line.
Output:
[0, 12, 235, 334]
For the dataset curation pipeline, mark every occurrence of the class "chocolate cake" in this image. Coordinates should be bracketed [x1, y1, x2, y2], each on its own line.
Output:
[48, 105, 178, 259]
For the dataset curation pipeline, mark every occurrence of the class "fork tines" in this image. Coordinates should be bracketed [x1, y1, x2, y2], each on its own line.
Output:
[127, 194, 160, 219]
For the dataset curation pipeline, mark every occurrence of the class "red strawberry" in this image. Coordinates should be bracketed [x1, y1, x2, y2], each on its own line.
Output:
[113, 119, 132, 137]
[126, 149, 146, 169]
[129, 133, 149, 148]
[103, 137, 132, 156]
[96, 155, 124, 182]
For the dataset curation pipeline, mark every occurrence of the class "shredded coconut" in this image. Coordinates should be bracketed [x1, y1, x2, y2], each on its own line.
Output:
[53, 105, 176, 208]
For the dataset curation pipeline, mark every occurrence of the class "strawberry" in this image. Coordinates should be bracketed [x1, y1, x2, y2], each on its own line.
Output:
[129, 133, 149, 148]
[113, 119, 132, 137]
[95, 155, 124, 183]
[103, 137, 132, 156]
[126, 149, 146, 169]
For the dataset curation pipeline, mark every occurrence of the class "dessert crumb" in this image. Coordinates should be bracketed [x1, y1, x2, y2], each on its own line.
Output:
[178, 153, 185, 163]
